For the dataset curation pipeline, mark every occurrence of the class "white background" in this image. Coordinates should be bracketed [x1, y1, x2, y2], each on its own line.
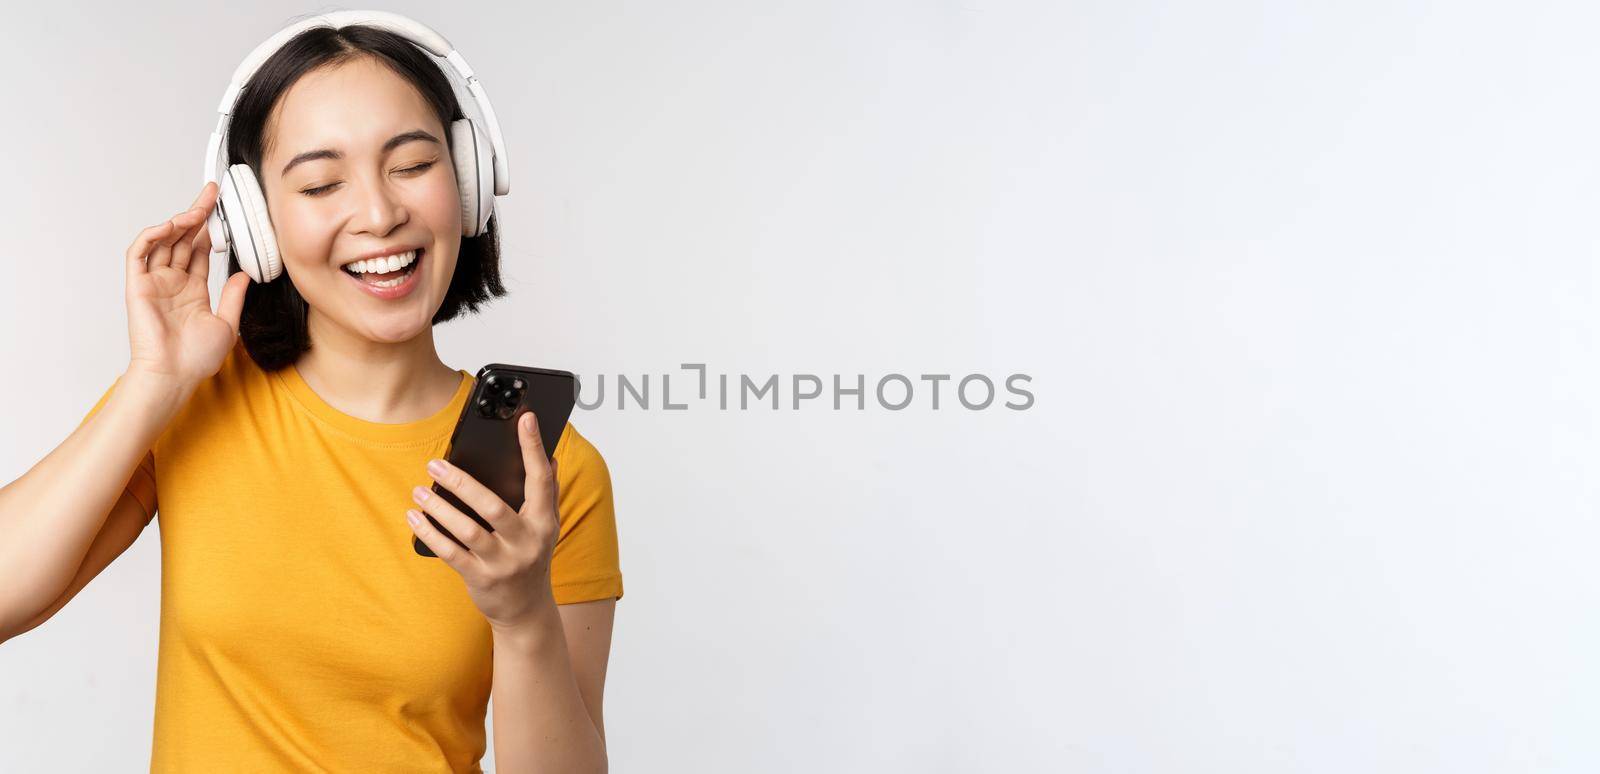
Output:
[2, 1, 1595, 771]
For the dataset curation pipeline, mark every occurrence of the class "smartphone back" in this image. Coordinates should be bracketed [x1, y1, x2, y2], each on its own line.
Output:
[414, 364, 577, 557]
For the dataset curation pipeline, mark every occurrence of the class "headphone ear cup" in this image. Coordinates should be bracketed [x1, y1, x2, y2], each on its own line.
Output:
[216, 169, 259, 282]
[450, 119, 494, 237]
[227, 164, 283, 282]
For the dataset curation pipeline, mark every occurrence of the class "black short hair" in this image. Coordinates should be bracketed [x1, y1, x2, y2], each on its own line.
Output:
[224, 22, 507, 372]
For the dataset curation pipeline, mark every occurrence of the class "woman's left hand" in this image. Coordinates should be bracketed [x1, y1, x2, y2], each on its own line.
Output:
[407, 411, 561, 630]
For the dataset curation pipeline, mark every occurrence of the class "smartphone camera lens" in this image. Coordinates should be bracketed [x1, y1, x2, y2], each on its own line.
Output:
[478, 372, 526, 420]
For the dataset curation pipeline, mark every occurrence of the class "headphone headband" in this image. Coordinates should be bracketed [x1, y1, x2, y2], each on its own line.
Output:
[201, 10, 510, 200]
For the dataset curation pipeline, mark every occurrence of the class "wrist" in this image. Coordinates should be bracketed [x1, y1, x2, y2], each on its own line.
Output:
[488, 591, 562, 651]
[121, 365, 197, 400]
[116, 367, 197, 420]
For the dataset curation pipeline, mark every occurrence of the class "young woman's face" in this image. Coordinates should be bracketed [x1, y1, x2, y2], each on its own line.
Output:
[258, 55, 463, 344]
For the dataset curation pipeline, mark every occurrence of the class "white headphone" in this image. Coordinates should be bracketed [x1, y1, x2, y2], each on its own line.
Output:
[202, 10, 511, 283]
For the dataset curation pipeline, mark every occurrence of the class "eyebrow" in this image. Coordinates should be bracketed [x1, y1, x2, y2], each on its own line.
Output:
[279, 129, 442, 177]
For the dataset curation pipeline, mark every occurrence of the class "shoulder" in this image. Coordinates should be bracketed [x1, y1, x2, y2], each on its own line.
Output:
[214, 337, 270, 392]
[183, 339, 273, 409]
[546, 420, 622, 600]
[552, 421, 613, 495]
[153, 339, 277, 454]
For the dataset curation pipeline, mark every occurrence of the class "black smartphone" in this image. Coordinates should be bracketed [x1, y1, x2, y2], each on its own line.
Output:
[413, 364, 578, 557]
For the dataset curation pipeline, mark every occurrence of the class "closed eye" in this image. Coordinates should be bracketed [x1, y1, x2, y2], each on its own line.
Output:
[299, 161, 437, 198]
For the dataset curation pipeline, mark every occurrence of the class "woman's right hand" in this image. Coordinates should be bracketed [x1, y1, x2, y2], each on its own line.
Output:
[124, 181, 252, 388]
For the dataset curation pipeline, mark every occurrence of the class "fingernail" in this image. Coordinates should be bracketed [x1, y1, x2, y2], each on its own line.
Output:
[413, 485, 431, 502]
[427, 459, 446, 477]
[406, 510, 422, 527]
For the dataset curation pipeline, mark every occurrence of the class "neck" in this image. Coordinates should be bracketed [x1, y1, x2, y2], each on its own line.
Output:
[294, 310, 462, 424]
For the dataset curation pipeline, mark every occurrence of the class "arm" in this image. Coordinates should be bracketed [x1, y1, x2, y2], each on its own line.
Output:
[0, 180, 244, 643]
[405, 414, 620, 773]
[0, 371, 186, 642]
[3, 477, 157, 641]
[490, 597, 616, 772]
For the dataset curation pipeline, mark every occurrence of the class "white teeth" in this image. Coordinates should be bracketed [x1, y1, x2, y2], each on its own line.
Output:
[343, 249, 418, 274]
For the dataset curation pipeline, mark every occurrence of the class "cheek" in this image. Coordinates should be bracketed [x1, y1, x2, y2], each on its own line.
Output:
[430, 249, 459, 283]
[420, 176, 463, 231]
[268, 200, 338, 268]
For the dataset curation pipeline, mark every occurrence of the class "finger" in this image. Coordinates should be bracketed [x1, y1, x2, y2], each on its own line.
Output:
[170, 192, 215, 274]
[169, 224, 195, 273]
[147, 207, 210, 271]
[155, 183, 214, 258]
[170, 211, 211, 273]
[517, 412, 555, 508]
[425, 459, 524, 539]
[413, 483, 498, 557]
[187, 180, 213, 210]
[406, 508, 475, 573]
[126, 221, 175, 280]
[189, 224, 213, 282]
[216, 271, 249, 336]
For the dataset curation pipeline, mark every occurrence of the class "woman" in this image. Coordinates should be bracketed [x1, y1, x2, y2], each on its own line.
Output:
[0, 19, 620, 773]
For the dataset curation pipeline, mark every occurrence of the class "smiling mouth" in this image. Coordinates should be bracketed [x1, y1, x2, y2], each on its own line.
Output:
[342, 248, 424, 288]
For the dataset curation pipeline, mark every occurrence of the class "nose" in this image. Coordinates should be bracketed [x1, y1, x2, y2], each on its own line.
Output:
[349, 173, 409, 237]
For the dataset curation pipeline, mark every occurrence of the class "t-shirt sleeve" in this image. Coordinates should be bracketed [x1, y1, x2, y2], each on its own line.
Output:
[549, 423, 623, 604]
[76, 377, 158, 524]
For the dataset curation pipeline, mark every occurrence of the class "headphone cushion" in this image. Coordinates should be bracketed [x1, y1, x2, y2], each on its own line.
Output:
[450, 119, 494, 236]
[216, 169, 258, 282]
[227, 164, 283, 282]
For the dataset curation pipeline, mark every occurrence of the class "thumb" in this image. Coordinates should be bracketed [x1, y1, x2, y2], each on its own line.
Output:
[216, 271, 250, 336]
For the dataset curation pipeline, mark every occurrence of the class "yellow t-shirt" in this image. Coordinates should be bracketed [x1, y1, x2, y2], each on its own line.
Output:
[76, 340, 622, 772]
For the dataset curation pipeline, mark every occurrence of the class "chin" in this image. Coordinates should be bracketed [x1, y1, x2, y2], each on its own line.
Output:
[352, 303, 434, 343]
[363, 318, 433, 344]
